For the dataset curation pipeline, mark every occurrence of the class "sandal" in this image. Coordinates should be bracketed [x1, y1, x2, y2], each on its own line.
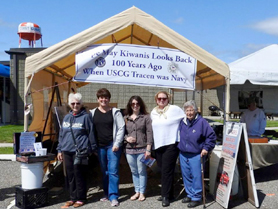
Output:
[61, 201, 75, 208]
[130, 193, 140, 200]
[138, 194, 146, 201]
[73, 201, 84, 208]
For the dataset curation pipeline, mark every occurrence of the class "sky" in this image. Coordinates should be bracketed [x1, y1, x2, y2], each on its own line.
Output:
[0, 0, 278, 64]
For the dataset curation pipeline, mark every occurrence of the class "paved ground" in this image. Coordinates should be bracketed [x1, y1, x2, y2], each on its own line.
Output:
[1, 154, 278, 209]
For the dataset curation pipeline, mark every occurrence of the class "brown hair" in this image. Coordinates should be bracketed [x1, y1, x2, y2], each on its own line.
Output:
[125, 95, 148, 116]
[96, 88, 111, 99]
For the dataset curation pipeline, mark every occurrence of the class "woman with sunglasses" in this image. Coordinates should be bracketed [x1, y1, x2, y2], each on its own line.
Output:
[57, 93, 96, 208]
[90, 88, 125, 207]
[124, 96, 153, 202]
[150, 91, 185, 207]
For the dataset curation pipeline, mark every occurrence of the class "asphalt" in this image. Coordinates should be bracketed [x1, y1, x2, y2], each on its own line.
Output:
[1, 119, 278, 208]
[1, 152, 278, 208]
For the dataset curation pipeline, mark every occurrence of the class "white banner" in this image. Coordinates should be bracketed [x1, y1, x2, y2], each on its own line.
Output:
[74, 44, 197, 90]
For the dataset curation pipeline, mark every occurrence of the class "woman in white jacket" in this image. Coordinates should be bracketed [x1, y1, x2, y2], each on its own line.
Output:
[151, 91, 185, 207]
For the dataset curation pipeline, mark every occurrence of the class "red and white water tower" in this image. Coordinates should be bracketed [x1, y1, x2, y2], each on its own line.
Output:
[18, 22, 43, 48]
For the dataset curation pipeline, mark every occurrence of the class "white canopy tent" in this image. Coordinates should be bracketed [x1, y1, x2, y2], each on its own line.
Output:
[24, 6, 230, 135]
[218, 44, 278, 114]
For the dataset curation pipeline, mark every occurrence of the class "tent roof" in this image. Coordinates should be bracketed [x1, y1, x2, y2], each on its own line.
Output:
[229, 44, 278, 86]
[0, 64, 10, 78]
[25, 6, 229, 90]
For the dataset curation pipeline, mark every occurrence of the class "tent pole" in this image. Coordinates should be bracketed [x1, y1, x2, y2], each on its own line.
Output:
[24, 77, 29, 131]
[3, 77, 6, 124]
[200, 90, 203, 116]
[225, 76, 230, 121]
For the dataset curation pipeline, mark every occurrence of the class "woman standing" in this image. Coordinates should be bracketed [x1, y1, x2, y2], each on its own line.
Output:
[150, 91, 185, 207]
[178, 100, 216, 208]
[90, 88, 125, 207]
[57, 93, 96, 208]
[124, 96, 153, 201]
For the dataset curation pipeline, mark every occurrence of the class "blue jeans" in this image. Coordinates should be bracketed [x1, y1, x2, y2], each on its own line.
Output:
[98, 144, 122, 201]
[179, 152, 202, 201]
[126, 153, 147, 194]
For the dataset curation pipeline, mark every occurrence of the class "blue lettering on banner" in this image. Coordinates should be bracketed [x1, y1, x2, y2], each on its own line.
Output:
[107, 69, 130, 77]
[148, 63, 162, 71]
[91, 50, 118, 59]
[83, 68, 104, 75]
[175, 56, 193, 63]
[131, 71, 154, 79]
[127, 61, 146, 68]
[156, 75, 169, 80]
[120, 50, 150, 58]
[171, 75, 187, 83]
[152, 53, 173, 61]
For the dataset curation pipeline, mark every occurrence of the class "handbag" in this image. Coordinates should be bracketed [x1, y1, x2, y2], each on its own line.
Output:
[70, 119, 89, 165]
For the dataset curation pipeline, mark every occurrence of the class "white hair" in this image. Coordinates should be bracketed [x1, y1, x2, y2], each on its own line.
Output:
[183, 100, 198, 112]
[68, 93, 83, 106]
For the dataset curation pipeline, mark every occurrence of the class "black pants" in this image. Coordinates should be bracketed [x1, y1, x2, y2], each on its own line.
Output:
[63, 152, 88, 202]
[155, 143, 179, 198]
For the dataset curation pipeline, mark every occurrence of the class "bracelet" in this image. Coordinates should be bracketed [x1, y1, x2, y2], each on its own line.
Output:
[146, 150, 151, 152]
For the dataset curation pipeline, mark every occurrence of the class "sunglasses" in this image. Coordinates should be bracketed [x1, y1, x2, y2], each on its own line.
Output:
[71, 102, 80, 106]
[157, 97, 168, 101]
[131, 103, 140, 107]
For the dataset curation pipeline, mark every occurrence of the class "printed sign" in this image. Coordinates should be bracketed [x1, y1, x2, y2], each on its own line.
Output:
[74, 44, 197, 90]
[19, 132, 36, 153]
[215, 122, 259, 208]
[215, 122, 242, 208]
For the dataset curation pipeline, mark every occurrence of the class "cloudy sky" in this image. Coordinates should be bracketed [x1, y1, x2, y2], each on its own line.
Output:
[0, 0, 278, 64]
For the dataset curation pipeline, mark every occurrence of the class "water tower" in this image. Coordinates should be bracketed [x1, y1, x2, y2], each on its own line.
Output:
[18, 22, 43, 48]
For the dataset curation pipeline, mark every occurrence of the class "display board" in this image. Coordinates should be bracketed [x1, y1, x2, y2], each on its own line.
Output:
[215, 122, 259, 208]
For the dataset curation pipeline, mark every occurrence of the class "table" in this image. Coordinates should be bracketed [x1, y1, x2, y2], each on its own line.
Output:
[250, 142, 278, 170]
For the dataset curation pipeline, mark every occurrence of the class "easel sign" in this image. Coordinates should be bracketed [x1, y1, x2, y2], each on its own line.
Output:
[215, 122, 259, 208]
[215, 122, 242, 208]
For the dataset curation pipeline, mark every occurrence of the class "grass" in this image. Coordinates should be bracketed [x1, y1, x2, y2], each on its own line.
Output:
[0, 125, 24, 143]
[214, 119, 278, 127]
[0, 147, 13, 154]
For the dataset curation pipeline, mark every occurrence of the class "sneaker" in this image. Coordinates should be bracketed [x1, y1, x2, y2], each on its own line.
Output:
[111, 199, 119, 207]
[100, 197, 109, 202]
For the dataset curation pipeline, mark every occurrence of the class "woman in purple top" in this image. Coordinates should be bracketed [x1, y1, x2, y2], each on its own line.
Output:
[178, 100, 216, 208]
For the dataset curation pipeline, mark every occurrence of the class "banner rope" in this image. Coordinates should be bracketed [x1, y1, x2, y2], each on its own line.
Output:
[27, 81, 70, 96]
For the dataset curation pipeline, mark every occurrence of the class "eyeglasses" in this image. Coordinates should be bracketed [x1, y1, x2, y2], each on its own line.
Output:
[157, 97, 168, 101]
[71, 102, 80, 106]
[131, 103, 140, 107]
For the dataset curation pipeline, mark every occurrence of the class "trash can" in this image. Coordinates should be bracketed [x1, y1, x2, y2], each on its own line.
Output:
[20, 162, 44, 189]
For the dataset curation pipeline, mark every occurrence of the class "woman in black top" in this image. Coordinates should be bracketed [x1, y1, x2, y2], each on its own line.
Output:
[90, 88, 125, 207]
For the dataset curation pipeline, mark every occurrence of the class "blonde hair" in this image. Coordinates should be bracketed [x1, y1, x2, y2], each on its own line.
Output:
[154, 91, 171, 102]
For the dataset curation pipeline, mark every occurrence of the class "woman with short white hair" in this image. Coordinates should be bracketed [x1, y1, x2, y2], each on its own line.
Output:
[178, 100, 216, 208]
[57, 92, 96, 208]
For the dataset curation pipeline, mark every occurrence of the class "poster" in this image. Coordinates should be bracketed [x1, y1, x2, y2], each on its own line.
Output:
[74, 43, 197, 90]
[215, 122, 242, 208]
[19, 132, 36, 153]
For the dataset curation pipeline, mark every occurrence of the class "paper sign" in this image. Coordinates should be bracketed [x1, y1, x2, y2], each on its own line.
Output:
[215, 122, 242, 208]
[34, 142, 42, 156]
[19, 132, 36, 153]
